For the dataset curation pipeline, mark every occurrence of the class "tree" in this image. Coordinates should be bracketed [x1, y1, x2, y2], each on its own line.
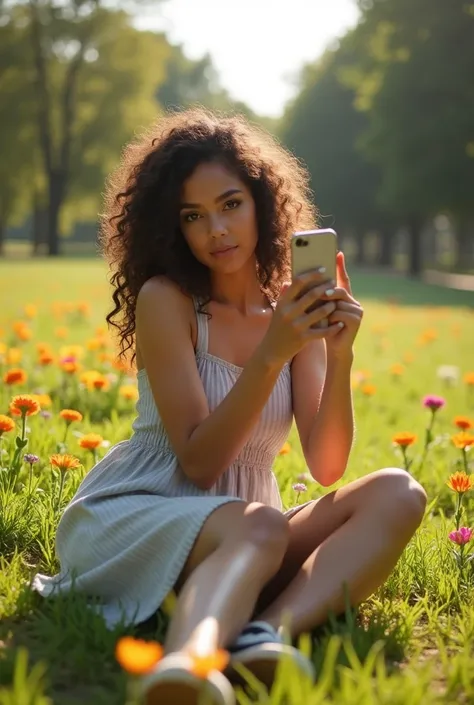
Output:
[280, 36, 391, 266]
[345, 0, 474, 273]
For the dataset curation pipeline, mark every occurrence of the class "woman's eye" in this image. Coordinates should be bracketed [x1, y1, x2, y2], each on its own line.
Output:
[183, 212, 200, 223]
[223, 199, 241, 210]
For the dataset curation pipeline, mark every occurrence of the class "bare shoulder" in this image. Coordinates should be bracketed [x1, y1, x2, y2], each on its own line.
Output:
[137, 275, 192, 312]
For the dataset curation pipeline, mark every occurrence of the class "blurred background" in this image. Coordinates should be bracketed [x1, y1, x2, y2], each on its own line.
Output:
[1, 0, 473, 289]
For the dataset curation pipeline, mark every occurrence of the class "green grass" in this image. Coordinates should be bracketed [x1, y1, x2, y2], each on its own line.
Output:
[0, 258, 474, 704]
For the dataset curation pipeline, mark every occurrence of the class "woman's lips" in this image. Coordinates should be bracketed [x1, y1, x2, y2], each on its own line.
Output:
[211, 246, 238, 257]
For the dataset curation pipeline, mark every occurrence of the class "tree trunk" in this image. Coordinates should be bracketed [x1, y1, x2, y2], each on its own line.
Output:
[31, 196, 48, 255]
[378, 228, 393, 267]
[47, 171, 66, 256]
[354, 231, 367, 266]
[407, 215, 424, 277]
[455, 219, 474, 271]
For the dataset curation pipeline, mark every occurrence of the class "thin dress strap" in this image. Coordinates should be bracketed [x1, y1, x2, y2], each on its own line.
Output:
[192, 296, 209, 354]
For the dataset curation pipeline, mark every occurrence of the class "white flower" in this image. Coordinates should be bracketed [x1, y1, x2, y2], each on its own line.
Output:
[437, 365, 459, 385]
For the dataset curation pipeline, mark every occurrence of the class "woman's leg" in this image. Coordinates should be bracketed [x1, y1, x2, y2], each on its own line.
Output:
[163, 501, 290, 656]
[254, 468, 426, 638]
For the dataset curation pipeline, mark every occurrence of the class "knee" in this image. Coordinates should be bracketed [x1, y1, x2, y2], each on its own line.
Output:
[374, 468, 427, 529]
[241, 503, 290, 556]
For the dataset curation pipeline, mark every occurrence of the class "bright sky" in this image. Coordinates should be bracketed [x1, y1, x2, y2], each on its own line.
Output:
[135, 0, 360, 117]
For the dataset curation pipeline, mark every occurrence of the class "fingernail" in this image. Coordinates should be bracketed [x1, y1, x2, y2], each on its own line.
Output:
[317, 267, 326, 273]
[338, 322, 344, 328]
[325, 288, 335, 296]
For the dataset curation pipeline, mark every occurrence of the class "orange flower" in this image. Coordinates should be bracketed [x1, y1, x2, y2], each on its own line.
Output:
[50, 454, 81, 472]
[112, 357, 134, 374]
[115, 636, 163, 675]
[36, 342, 52, 355]
[60, 345, 85, 360]
[447, 471, 474, 494]
[361, 383, 377, 396]
[92, 375, 110, 391]
[79, 433, 103, 450]
[31, 393, 52, 409]
[14, 325, 32, 342]
[55, 326, 69, 339]
[403, 352, 415, 364]
[189, 650, 230, 679]
[279, 441, 291, 455]
[390, 363, 405, 377]
[119, 385, 139, 401]
[60, 409, 83, 424]
[452, 432, 474, 450]
[39, 352, 55, 366]
[10, 395, 40, 417]
[393, 432, 417, 447]
[464, 372, 474, 386]
[86, 337, 108, 351]
[454, 416, 473, 431]
[0, 415, 15, 434]
[60, 360, 81, 374]
[3, 368, 27, 385]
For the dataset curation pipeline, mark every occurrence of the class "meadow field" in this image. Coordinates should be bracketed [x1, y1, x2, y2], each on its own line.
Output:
[0, 258, 473, 705]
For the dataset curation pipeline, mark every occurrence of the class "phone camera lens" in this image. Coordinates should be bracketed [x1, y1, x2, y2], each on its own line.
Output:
[295, 238, 308, 248]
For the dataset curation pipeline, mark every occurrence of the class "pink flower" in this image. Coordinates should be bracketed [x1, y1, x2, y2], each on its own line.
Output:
[449, 527, 473, 545]
[292, 483, 307, 493]
[423, 395, 446, 411]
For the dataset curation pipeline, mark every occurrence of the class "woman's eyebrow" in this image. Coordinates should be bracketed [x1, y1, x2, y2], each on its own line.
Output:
[180, 188, 243, 209]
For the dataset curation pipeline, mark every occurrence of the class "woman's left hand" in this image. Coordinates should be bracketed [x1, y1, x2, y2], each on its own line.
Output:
[322, 251, 363, 360]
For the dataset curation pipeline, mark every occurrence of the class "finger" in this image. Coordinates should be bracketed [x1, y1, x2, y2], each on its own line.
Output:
[327, 310, 362, 327]
[329, 301, 363, 315]
[289, 281, 336, 317]
[306, 321, 344, 341]
[296, 300, 337, 329]
[320, 286, 358, 305]
[283, 268, 333, 303]
[336, 251, 352, 295]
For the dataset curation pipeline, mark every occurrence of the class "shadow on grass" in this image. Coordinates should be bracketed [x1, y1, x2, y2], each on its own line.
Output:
[350, 269, 474, 308]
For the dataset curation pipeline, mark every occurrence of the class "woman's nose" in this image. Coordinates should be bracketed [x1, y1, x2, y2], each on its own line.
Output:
[208, 213, 228, 238]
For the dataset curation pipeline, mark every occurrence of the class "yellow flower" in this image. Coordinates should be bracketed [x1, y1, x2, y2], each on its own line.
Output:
[392, 432, 417, 447]
[60, 409, 83, 424]
[452, 432, 474, 450]
[24, 304, 38, 319]
[464, 372, 474, 387]
[31, 394, 52, 408]
[279, 441, 291, 455]
[189, 650, 230, 679]
[10, 395, 41, 417]
[50, 454, 81, 472]
[55, 326, 69, 339]
[115, 636, 163, 676]
[6, 348, 22, 365]
[390, 363, 405, 377]
[79, 433, 103, 450]
[361, 383, 377, 396]
[119, 385, 139, 401]
[59, 345, 85, 360]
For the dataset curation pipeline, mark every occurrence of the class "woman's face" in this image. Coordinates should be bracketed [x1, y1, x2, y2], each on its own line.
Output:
[179, 161, 259, 274]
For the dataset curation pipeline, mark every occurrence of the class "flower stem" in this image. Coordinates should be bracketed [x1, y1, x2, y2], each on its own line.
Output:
[462, 448, 469, 474]
[56, 472, 66, 514]
[63, 423, 70, 445]
[454, 492, 464, 531]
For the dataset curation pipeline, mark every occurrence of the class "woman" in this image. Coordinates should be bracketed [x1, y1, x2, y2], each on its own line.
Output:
[33, 108, 427, 705]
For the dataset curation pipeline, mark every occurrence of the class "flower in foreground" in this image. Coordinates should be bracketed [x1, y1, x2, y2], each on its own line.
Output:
[447, 471, 474, 494]
[392, 433, 417, 447]
[115, 636, 163, 675]
[292, 483, 307, 493]
[24, 453, 40, 465]
[79, 433, 103, 450]
[449, 527, 473, 545]
[454, 416, 473, 430]
[50, 454, 81, 472]
[423, 395, 446, 411]
[3, 368, 28, 386]
[189, 650, 230, 679]
[0, 415, 15, 435]
[10, 395, 40, 417]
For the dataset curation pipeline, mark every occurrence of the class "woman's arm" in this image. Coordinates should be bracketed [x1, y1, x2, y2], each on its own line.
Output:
[136, 273, 339, 490]
[136, 278, 285, 490]
[292, 341, 354, 487]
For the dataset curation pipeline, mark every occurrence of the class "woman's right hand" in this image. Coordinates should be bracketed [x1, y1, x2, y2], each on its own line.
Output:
[261, 270, 342, 366]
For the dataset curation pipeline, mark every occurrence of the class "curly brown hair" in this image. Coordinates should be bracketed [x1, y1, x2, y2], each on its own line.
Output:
[100, 107, 317, 361]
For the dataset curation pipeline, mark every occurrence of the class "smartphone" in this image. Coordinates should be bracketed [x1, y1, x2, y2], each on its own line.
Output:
[291, 228, 338, 328]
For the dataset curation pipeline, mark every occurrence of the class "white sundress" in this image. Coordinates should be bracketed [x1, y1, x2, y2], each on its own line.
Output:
[33, 297, 301, 629]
